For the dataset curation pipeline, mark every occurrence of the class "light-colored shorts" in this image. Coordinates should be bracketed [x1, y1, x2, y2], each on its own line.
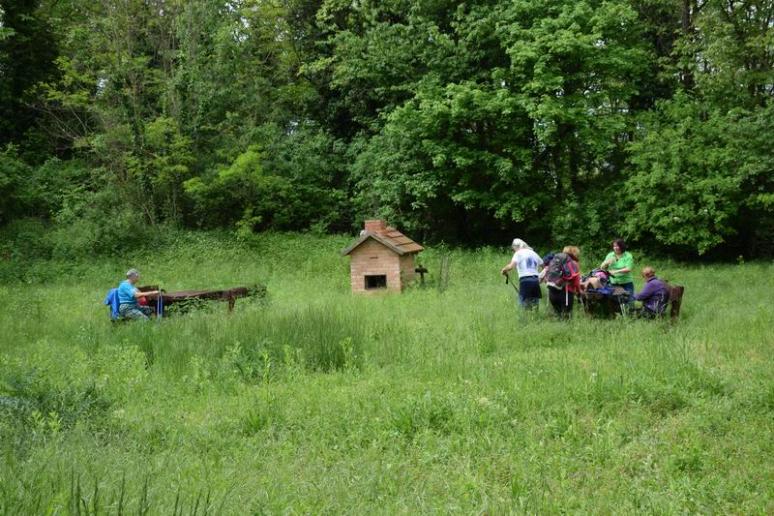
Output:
[118, 304, 152, 321]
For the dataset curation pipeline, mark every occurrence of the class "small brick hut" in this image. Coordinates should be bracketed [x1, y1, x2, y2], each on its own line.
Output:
[341, 220, 424, 293]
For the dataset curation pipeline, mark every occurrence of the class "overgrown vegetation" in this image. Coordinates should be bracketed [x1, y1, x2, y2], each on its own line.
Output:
[2, 0, 771, 510]
[0, 231, 772, 512]
[1, 0, 772, 255]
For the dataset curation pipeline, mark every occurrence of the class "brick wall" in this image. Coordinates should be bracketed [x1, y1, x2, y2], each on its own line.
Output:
[399, 254, 416, 284]
[364, 219, 387, 234]
[349, 239, 402, 293]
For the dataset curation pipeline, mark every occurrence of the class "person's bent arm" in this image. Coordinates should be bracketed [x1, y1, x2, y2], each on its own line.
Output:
[134, 289, 160, 298]
[501, 262, 515, 275]
[634, 282, 654, 301]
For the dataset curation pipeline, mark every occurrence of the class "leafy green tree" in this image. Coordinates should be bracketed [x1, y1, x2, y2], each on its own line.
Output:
[0, 145, 29, 223]
[626, 0, 773, 255]
[1, 0, 770, 256]
[184, 125, 348, 234]
[0, 0, 58, 154]
[184, 145, 291, 232]
[352, 81, 540, 241]
[331, 0, 654, 242]
[626, 97, 772, 254]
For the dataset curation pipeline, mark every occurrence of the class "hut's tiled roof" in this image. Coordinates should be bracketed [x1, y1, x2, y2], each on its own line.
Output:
[341, 224, 423, 256]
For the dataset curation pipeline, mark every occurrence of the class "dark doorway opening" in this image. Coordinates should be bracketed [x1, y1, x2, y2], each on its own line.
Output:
[365, 274, 387, 290]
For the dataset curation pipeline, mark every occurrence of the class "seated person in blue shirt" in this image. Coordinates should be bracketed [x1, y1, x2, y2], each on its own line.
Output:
[633, 266, 670, 318]
[118, 269, 160, 320]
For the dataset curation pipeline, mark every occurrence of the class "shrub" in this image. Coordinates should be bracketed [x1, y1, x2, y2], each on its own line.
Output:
[0, 145, 31, 224]
[184, 125, 349, 234]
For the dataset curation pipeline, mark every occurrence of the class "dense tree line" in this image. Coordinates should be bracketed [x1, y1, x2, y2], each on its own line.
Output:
[0, 0, 771, 256]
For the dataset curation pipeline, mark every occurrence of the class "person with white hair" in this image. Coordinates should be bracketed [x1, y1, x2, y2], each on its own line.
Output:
[500, 238, 543, 309]
[117, 269, 160, 320]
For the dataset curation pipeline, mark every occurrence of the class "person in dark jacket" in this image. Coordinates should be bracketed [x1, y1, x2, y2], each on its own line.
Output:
[633, 266, 670, 318]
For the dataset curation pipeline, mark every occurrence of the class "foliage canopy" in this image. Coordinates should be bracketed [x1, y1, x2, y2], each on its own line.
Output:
[0, 0, 771, 255]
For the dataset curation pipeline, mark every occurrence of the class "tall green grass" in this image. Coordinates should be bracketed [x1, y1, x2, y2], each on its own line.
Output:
[0, 231, 772, 513]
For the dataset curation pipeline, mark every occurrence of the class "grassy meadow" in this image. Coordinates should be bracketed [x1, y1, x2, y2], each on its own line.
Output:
[0, 231, 772, 514]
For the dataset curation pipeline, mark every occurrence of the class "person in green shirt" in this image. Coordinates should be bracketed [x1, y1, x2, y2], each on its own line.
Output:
[600, 238, 635, 299]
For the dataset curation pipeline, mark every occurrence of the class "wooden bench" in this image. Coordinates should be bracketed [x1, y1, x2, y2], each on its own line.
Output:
[668, 284, 685, 320]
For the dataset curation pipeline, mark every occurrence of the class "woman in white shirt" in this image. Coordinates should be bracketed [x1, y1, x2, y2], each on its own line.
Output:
[501, 238, 543, 309]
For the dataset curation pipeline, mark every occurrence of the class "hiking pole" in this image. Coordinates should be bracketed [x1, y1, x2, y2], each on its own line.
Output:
[504, 271, 520, 309]
[504, 271, 519, 293]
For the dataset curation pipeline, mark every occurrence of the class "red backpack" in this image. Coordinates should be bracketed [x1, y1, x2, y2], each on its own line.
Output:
[546, 253, 579, 289]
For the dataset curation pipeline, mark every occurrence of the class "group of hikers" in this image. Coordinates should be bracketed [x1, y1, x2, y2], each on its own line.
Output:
[500, 238, 671, 318]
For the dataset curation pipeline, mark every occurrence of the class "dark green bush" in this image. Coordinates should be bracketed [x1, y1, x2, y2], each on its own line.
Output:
[0, 146, 32, 224]
[184, 125, 349, 235]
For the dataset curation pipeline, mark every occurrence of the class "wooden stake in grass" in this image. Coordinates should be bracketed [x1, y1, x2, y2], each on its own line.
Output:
[437, 253, 451, 293]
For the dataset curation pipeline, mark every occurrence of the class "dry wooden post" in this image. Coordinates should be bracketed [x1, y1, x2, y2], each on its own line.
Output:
[670, 285, 685, 320]
[437, 254, 451, 293]
[415, 265, 428, 286]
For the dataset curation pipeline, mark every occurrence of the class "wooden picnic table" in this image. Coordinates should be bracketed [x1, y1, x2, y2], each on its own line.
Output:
[138, 285, 263, 312]
[580, 286, 630, 318]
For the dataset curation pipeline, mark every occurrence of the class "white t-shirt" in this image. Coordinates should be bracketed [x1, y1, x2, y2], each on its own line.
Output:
[511, 248, 542, 278]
